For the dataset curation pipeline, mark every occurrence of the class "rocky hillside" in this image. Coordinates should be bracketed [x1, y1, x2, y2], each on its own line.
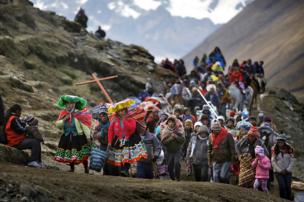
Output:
[183, 0, 304, 102]
[0, 1, 176, 169]
[257, 89, 304, 181]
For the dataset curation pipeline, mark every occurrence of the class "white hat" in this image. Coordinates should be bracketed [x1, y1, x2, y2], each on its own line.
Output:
[194, 121, 203, 128]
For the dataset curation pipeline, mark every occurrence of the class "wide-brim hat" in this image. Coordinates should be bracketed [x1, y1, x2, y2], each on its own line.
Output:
[55, 95, 87, 110]
[108, 99, 135, 114]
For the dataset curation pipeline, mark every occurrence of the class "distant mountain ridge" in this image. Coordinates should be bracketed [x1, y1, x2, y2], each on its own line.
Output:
[31, 0, 253, 59]
[183, 0, 304, 102]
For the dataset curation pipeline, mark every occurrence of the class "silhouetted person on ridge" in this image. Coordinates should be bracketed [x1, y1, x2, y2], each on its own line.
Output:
[95, 26, 106, 39]
[74, 8, 88, 29]
[176, 59, 187, 78]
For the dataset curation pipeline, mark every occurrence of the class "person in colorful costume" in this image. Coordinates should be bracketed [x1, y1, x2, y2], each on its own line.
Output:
[107, 99, 148, 176]
[54, 95, 92, 173]
[90, 104, 111, 174]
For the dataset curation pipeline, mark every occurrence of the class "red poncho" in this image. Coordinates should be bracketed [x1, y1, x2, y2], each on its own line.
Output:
[108, 116, 137, 145]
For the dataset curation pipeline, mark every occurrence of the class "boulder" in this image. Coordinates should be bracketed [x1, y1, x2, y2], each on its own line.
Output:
[0, 144, 28, 164]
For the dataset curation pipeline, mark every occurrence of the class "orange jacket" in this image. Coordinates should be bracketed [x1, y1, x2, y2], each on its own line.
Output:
[5, 116, 26, 147]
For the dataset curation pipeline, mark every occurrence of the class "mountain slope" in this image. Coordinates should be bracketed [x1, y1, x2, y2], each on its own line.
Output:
[31, 0, 219, 59]
[183, 0, 304, 101]
[30, 0, 253, 59]
[0, 1, 174, 145]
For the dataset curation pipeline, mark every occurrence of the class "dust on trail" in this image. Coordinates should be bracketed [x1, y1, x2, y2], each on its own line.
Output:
[0, 163, 287, 202]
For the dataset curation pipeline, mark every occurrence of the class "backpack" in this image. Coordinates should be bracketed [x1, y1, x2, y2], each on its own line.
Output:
[0, 125, 7, 144]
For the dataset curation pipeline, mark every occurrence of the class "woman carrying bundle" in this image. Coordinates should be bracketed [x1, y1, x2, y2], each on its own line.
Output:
[54, 95, 92, 173]
[106, 99, 148, 176]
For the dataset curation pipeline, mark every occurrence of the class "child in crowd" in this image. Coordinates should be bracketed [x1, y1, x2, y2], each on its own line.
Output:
[252, 145, 271, 193]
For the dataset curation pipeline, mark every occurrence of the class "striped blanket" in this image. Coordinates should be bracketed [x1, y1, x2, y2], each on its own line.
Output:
[238, 153, 255, 188]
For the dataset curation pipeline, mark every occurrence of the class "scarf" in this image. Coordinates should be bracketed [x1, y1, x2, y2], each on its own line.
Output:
[210, 128, 228, 149]
[58, 108, 92, 127]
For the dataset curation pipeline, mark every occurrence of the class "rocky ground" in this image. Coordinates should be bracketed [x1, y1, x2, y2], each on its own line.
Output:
[257, 88, 304, 181]
[0, 1, 303, 201]
[0, 163, 287, 202]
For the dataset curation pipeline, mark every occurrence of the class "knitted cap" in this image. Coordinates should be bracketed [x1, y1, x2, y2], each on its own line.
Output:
[194, 121, 203, 128]
[276, 133, 287, 141]
[217, 115, 225, 123]
[194, 121, 209, 133]
[255, 145, 265, 156]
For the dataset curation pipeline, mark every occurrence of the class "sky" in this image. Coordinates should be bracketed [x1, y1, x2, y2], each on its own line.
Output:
[32, 0, 248, 25]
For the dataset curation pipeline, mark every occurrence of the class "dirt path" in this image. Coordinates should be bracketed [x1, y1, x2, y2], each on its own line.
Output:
[0, 163, 287, 202]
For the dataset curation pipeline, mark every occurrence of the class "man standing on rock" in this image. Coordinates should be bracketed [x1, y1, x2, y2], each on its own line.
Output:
[74, 8, 88, 29]
[208, 120, 236, 183]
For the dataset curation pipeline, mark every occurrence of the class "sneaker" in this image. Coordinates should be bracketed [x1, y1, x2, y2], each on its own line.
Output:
[27, 161, 42, 168]
[39, 162, 47, 169]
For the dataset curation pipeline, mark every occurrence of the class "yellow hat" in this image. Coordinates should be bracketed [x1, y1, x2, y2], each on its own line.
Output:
[108, 99, 135, 114]
[210, 75, 219, 82]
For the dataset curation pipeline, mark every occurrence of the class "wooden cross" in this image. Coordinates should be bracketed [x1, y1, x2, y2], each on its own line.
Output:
[75, 73, 118, 104]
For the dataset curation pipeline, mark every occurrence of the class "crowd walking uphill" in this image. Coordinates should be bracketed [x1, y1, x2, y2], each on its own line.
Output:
[0, 47, 296, 201]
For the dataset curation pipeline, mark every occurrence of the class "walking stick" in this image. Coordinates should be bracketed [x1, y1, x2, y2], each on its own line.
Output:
[195, 88, 219, 120]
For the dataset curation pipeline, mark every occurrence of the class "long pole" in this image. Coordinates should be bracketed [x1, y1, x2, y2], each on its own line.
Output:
[91, 73, 113, 104]
[75, 75, 118, 85]
[195, 88, 219, 120]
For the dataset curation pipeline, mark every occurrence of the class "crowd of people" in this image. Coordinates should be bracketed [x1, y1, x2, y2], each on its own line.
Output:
[0, 46, 295, 201]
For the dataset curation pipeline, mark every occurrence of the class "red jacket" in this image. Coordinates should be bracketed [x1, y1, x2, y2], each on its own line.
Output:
[229, 70, 243, 84]
[5, 116, 26, 147]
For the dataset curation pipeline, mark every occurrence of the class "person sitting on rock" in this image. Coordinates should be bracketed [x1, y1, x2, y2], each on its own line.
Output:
[74, 8, 88, 29]
[4, 104, 43, 168]
[95, 26, 106, 39]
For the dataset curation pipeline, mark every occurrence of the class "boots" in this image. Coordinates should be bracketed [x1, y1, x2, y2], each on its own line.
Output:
[69, 163, 75, 172]
[83, 161, 89, 174]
